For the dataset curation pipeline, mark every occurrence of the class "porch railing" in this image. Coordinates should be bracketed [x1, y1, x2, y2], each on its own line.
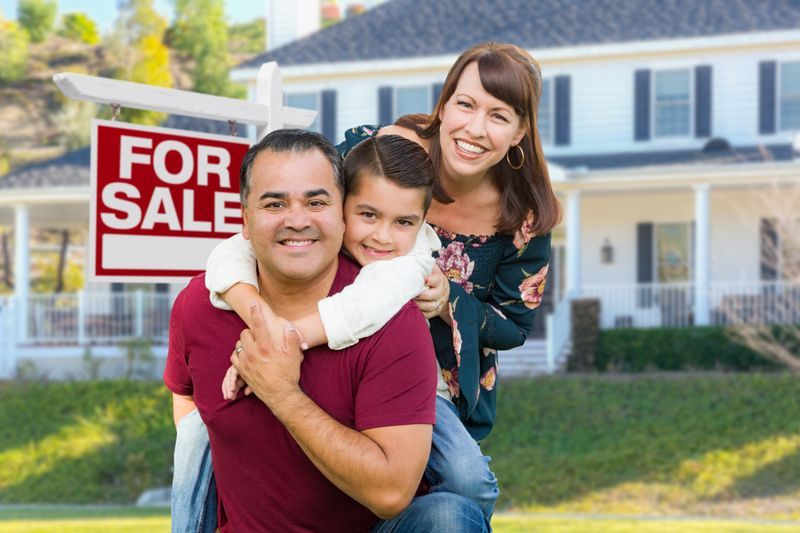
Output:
[23, 291, 172, 345]
[580, 281, 800, 330]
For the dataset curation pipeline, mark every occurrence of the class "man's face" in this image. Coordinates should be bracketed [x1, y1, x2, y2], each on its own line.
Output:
[241, 148, 345, 286]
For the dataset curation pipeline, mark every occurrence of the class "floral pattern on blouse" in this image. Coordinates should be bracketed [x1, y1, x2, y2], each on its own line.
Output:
[436, 242, 475, 294]
[519, 264, 549, 310]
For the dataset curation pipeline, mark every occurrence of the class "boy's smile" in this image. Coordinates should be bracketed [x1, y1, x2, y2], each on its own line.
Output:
[342, 174, 428, 266]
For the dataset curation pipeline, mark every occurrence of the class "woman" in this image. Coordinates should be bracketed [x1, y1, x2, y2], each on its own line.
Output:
[345, 41, 559, 441]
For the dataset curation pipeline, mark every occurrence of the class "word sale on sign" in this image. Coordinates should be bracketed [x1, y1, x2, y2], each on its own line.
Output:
[90, 120, 251, 282]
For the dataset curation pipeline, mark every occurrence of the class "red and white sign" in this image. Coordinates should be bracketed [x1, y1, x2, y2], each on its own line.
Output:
[90, 119, 251, 282]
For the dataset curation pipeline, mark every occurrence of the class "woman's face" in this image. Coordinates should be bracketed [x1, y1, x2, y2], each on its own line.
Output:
[437, 61, 526, 183]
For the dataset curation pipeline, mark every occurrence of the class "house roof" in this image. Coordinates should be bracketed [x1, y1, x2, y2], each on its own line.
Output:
[549, 143, 796, 171]
[0, 116, 246, 191]
[240, 0, 800, 68]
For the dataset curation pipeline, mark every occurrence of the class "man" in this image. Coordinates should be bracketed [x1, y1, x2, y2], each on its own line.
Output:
[165, 130, 484, 532]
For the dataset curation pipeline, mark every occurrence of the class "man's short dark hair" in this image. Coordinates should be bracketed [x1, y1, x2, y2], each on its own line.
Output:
[239, 129, 343, 204]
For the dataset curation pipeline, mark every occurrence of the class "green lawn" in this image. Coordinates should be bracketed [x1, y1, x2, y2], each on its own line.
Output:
[1, 507, 799, 532]
[2, 374, 800, 521]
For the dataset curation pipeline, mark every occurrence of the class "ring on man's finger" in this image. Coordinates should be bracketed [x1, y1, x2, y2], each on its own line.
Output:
[235, 345, 244, 354]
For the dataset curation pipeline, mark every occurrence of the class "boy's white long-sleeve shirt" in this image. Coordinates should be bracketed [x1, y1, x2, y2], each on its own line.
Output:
[205, 223, 441, 350]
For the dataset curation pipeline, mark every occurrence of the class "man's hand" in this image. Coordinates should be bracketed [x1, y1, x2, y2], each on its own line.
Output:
[230, 304, 304, 411]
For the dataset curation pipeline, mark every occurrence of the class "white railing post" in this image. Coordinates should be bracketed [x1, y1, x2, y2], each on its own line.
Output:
[77, 292, 86, 346]
[694, 184, 711, 325]
[135, 290, 144, 337]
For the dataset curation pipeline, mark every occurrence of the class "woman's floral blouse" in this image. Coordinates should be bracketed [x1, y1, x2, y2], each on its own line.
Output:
[338, 125, 552, 441]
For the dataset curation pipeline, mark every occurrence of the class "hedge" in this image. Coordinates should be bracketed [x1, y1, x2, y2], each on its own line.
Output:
[594, 326, 785, 372]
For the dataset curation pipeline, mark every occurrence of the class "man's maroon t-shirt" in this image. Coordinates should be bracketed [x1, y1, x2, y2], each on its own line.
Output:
[164, 254, 437, 533]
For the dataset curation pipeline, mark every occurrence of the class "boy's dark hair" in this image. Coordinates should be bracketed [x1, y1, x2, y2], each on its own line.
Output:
[343, 134, 435, 212]
[239, 129, 343, 203]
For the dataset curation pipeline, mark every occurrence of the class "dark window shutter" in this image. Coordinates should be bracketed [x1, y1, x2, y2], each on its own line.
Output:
[695, 65, 712, 138]
[111, 283, 124, 294]
[321, 90, 337, 143]
[432, 83, 443, 111]
[637, 222, 654, 308]
[760, 218, 779, 280]
[634, 69, 651, 141]
[155, 283, 169, 294]
[759, 61, 777, 134]
[378, 86, 393, 125]
[554, 75, 571, 146]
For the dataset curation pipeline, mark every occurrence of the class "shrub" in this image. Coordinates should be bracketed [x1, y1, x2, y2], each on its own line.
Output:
[58, 12, 100, 45]
[0, 17, 29, 83]
[18, 0, 57, 43]
[595, 326, 781, 372]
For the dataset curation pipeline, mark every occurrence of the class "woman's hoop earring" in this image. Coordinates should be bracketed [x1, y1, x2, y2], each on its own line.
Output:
[506, 144, 524, 170]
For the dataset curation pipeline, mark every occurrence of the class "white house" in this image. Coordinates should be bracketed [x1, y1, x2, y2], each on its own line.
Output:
[1, 0, 799, 377]
[234, 0, 800, 366]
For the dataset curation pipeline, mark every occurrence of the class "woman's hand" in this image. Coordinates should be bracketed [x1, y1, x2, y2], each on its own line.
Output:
[414, 265, 451, 322]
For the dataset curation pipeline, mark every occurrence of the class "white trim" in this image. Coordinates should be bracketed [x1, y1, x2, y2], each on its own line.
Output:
[539, 78, 554, 146]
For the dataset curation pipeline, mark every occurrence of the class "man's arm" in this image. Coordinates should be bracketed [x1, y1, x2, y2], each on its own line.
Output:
[172, 393, 196, 428]
[231, 308, 432, 519]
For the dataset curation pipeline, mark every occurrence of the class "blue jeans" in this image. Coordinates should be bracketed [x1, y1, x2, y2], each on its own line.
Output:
[372, 492, 488, 532]
[426, 396, 499, 521]
[171, 409, 217, 533]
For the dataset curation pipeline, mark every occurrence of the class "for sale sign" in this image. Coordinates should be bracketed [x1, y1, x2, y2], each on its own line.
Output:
[90, 119, 251, 282]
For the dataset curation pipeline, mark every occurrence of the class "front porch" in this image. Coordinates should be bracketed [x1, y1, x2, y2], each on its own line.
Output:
[3, 279, 797, 378]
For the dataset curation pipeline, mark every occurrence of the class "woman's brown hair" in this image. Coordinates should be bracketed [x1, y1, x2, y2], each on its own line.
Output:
[396, 42, 562, 236]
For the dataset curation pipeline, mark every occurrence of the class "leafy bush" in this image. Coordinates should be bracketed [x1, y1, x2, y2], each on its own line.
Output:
[0, 17, 29, 83]
[18, 0, 57, 43]
[594, 326, 781, 372]
[58, 12, 100, 45]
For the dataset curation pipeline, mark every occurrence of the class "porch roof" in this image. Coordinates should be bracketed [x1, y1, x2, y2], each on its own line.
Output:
[549, 143, 795, 172]
[0, 116, 246, 193]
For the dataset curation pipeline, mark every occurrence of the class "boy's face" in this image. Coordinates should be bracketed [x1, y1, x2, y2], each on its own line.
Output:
[342, 174, 428, 266]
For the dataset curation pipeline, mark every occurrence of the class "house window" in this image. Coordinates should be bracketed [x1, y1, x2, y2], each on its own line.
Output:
[395, 86, 430, 118]
[780, 62, 800, 131]
[285, 92, 320, 133]
[654, 69, 691, 137]
[538, 79, 553, 144]
[655, 223, 691, 282]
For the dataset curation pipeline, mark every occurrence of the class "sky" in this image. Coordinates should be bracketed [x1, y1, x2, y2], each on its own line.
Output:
[0, 0, 380, 30]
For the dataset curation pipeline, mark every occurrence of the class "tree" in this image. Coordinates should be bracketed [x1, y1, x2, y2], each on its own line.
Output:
[228, 17, 265, 55]
[18, 0, 57, 43]
[723, 150, 800, 371]
[170, 0, 245, 98]
[0, 14, 29, 83]
[58, 11, 100, 45]
[107, 0, 173, 125]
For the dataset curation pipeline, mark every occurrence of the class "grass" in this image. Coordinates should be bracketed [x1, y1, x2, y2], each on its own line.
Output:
[2, 374, 800, 522]
[1, 507, 799, 532]
[483, 373, 800, 520]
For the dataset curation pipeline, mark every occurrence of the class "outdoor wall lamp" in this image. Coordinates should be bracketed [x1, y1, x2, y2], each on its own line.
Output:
[601, 238, 614, 264]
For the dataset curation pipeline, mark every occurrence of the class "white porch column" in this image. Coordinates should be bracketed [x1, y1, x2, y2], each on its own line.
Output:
[694, 184, 711, 326]
[13, 204, 30, 342]
[566, 190, 582, 298]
